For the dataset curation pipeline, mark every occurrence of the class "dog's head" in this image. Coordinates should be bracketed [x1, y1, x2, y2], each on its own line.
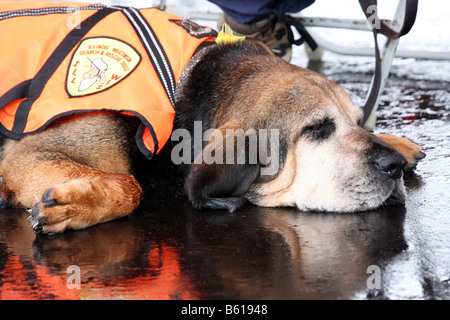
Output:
[183, 46, 407, 213]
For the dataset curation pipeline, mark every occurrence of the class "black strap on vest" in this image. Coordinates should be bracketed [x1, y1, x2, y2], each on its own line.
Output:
[0, 80, 32, 113]
[358, 0, 418, 128]
[0, 6, 118, 137]
[120, 7, 184, 156]
[121, 7, 176, 108]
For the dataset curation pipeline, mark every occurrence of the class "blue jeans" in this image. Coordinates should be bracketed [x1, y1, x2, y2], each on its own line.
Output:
[208, 0, 315, 24]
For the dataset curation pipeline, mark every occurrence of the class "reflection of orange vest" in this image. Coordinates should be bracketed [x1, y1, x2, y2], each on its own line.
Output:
[1, 246, 198, 299]
[0, 1, 217, 158]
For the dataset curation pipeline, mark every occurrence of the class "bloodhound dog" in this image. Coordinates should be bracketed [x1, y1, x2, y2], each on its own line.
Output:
[0, 38, 424, 233]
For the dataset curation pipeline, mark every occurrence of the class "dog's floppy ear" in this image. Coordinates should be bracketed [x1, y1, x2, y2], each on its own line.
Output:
[185, 123, 262, 213]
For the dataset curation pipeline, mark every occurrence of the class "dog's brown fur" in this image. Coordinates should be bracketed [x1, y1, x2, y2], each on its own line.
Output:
[0, 113, 142, 232]
[0, 41, 424, 233]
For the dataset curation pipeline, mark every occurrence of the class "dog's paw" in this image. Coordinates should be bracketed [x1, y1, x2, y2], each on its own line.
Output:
[394, 136, 426, 171]
[405, 150, 426, 171]
[375, 134, 426, 171]
[28, 175, 142, 233]
[29, 179, 102, 233]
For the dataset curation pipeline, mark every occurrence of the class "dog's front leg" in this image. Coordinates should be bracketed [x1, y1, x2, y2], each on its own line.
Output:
[31, 171, 142, 233]
[1, 157, 142, 233]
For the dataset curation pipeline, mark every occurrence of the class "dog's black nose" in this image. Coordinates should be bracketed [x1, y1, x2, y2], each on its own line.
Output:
[372, 149, 407, 179]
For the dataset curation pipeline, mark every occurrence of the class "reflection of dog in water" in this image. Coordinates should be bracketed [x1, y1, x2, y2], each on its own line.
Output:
[79, 58, 108, 92]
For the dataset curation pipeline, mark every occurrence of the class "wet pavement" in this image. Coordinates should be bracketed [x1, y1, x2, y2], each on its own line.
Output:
[0, 1, 449, 300]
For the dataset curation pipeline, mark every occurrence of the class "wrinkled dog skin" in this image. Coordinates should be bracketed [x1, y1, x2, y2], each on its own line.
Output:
[0, 41, 425, 233]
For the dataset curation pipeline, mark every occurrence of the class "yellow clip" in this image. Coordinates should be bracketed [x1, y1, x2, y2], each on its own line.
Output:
[215, 23, 245, 45]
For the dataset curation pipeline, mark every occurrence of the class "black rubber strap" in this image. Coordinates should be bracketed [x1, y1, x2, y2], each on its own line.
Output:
[281, 14, 318, 51]
[359, 30, 382, 127]
[358, 0, 418, 40]
[358, 0, 418, 127]
[11, 7, 117, 135]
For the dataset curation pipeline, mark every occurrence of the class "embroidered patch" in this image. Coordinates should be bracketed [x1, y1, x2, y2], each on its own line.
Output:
[169, 19, 217, 38]
[66, 37, 141, 97]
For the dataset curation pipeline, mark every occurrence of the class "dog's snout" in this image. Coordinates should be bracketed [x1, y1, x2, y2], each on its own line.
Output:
[372, 149, 407, 179]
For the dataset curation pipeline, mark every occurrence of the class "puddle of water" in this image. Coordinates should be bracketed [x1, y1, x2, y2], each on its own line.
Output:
[1, 55, 448, 300]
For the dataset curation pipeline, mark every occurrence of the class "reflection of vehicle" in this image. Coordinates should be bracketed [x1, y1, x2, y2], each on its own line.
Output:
[79, 58, 108, 92]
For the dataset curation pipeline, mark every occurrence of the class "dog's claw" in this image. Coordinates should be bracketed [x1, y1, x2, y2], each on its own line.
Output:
[0, 195, 10, 208]
[415, 151, 426, 161]
[41, 188, 57, 207]
[30, 202, 48, 233]
[31, 202, 40, 218]
[32, 223, 44, 233]
[404, 150, 426, 172]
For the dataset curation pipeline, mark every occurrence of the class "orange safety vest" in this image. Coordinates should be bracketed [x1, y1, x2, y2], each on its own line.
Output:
[0, 1, 217, 158]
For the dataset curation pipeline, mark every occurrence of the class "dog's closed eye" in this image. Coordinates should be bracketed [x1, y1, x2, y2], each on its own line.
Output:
[300, 117, 336, 142]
